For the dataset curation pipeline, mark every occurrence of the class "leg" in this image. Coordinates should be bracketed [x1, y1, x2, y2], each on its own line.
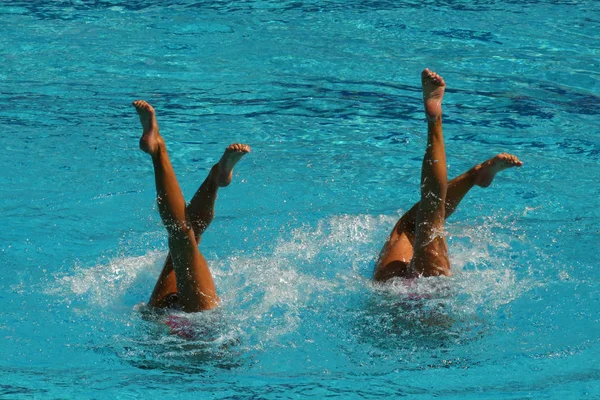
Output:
[187, 143, 250, 240]
[392, 153, 524, 240]
[373, 69, 523, 281]
[147, 144, 250, 309]
[134, 100, 218, 312]
[374, 69, 448, 280]
[409, 68, 450, 277]
[374, 153, 523, 281]
[444, 153, 524, 217]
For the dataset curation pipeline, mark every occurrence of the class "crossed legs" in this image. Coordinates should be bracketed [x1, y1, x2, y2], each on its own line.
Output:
[373, 70, 522, 281]
[134, 100, 249, 312]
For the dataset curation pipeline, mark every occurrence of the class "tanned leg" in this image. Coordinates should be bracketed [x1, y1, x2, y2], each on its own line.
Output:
[187, 143, 250, 238]
[391, 154, 524, 242]
[374, 153, 523, 281]
[147, 144, 250, 309]
[374, 70, 523, 281]
[134, 100, 218, 312]
[409, 68, 450, 277]
[374, 69, 448, 280]
[419, 153, 524, 222]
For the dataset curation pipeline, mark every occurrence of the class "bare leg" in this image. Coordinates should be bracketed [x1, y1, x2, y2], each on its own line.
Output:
[147, 144, 250, 309]
[409, 68, 450, 277]
[134, 100, 218, 312]
[373, 71, 523, 281]
[389, 153, 524, 239]
[373, 69, 449, 279]
[188, 143, 250, 238]
[374, 153, 522, 281]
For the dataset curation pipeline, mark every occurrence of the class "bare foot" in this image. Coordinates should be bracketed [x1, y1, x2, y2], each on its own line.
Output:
[133, 100, 163, 157]
[211, 143, 251, 187]
[473, 153, 523, 188]
[421, 68, 446, 120]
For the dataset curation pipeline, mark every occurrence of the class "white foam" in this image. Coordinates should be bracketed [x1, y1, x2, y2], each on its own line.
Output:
[46, 212, 535, 353]
[45, 251, 164, 307]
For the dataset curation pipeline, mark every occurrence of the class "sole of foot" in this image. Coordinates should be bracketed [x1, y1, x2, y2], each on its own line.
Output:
[213, 143, 251, 187]
[133, 100, 162, 156]
[475, 153, 523, 187]
[421, 68, 446, 120]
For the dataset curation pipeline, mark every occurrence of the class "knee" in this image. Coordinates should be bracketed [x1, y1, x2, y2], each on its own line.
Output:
[165, 219, 195, 241]
[419, 194, 444, 215]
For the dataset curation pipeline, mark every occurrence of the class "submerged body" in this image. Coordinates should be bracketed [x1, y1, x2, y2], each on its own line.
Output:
[134, 100, 249, 312]
[374, 69, 522, 281]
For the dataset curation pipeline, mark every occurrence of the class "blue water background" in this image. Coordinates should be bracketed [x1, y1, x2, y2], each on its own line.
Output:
[1, 0, 599, 398]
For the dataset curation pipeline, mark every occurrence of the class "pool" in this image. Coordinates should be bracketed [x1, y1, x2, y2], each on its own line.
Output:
[1, 0, 599, 398]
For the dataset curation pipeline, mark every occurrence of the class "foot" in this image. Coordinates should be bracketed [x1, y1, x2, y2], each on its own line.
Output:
[133, 100, 163, 157]
[473, 153, 523, 188]
[421, 68, 446, 121]
[211, 143, 251, 187]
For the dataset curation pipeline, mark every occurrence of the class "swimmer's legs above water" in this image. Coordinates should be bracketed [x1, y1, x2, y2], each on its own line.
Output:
[146, 143, 250, 310]
[408, 68, 451, 278]
[133, 100, 249, 312]
[373, 70, 523, 282]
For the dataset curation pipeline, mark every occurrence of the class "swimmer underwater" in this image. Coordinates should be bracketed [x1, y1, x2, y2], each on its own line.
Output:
[374, 69, 522, 281]
[133, 100, 249, 313]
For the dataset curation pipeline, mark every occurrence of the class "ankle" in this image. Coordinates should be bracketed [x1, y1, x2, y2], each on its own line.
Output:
[427, 114, 442, 123]
[208, 164, 220, 184]
[149, 141, 167, 160]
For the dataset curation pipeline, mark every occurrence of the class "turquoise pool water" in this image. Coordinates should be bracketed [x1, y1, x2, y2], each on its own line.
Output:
[1, 0, 599, 398]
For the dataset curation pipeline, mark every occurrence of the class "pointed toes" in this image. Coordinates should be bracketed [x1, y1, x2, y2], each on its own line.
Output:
[227, 143, 251, 153]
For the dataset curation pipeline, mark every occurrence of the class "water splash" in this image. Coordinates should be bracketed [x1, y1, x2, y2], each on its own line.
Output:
[45, 212, 537, 371]
[45, 251, 164, 307]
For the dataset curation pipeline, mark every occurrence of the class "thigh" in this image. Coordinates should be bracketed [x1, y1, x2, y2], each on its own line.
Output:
[167, 231, 219, 312]
[410, 203, 451, 277]
[374, 231, 415, 281]
[410, 233, 450, 277]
